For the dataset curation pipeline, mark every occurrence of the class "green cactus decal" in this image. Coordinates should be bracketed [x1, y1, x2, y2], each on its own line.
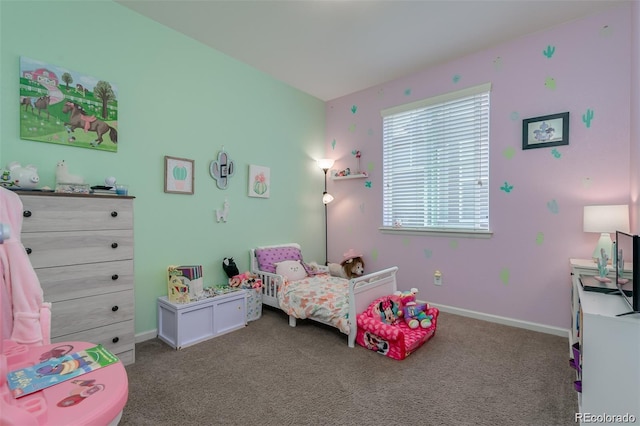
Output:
[543, 45, 556, 58]
[351, 105, 357, 114]
[582, 109, 594, 128]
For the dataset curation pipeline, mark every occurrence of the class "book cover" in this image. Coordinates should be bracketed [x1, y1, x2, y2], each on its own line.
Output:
[7, 344, 119, 398]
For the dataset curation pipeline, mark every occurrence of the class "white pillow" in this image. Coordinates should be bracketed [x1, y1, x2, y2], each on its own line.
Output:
[275, 259, 307, 281]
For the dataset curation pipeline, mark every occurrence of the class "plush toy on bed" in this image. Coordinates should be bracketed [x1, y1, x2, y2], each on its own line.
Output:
[328, 248, 365, 279]
[394, 288, 433, 329]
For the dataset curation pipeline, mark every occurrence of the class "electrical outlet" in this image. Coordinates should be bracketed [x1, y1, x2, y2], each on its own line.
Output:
[434, 270, 442, 286]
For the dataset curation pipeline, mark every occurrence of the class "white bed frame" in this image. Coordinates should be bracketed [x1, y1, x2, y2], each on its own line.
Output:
[249, 243, 398, 347]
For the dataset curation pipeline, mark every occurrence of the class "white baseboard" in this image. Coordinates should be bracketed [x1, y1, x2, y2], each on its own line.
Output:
[135, 329, 157, 343]
[431, 303, 569, 338]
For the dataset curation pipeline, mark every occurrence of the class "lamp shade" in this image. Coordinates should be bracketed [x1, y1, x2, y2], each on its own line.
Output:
[583, 205, 630, 233]
[317, 159, 335, 171]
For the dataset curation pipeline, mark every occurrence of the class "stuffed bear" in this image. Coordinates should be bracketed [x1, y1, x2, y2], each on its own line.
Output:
[394, 288, 433, 329]
[328, 248, 365, 279]
[402, 302, 432, 329]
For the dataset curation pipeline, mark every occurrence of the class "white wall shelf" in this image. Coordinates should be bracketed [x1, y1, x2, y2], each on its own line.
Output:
[331, 171, 368, 180]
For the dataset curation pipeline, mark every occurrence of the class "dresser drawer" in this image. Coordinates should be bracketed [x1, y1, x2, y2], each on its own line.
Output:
[52, 319, 135, 362]
[20, 195, 132, 232]
[22, 230, 133, 268]
[39, 260, 133, 302]
[51, 290, 134, 337]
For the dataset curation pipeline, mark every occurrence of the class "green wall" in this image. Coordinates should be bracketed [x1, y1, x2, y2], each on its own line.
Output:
[0, 0, 326, 335]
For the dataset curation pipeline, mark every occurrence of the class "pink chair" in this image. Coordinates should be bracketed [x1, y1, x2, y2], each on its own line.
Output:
[1, 187, 128, 425]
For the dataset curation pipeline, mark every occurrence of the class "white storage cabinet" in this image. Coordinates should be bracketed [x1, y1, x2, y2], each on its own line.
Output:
[157, 290, 247, 349]
[569, 259, 640, 425]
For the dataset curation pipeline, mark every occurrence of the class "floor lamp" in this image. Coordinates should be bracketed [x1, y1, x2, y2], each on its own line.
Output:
[317, 159, 334, 265]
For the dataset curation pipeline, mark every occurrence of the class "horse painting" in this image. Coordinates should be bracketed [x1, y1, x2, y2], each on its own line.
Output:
[62, 101, 117, 146]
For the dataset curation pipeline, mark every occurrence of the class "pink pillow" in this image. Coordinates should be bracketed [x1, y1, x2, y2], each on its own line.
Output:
[255, 246, 303, 273]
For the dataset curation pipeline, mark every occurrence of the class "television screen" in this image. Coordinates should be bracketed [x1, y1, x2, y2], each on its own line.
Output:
[615, 231, 639, 313]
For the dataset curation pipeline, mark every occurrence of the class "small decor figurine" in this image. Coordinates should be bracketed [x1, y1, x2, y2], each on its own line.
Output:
[209, 149, 235, 189]
[215, 199, 230, 223]
[0, 162, 40, 189]
[55, 160, 84, 185]
[594, 248, 611, 283]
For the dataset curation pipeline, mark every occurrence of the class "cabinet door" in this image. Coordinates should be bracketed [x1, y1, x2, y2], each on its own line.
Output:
[214, 294, 246, 335]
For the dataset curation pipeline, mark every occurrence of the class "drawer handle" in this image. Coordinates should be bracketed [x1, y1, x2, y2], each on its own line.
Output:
[25, 247, 32, 255]
[111, 242, 118, 249]
[111, 306, 119, 312]
[111, 211, 118, 217]
[23, 210, 32, 218]
[112, 274, 119, 280]
[112, 337, 119, 343]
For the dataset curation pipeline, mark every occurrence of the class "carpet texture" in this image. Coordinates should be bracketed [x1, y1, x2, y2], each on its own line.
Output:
[121, 308, 578, 426]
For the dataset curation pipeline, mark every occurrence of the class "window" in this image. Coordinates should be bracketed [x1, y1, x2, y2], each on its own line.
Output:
[381, 83, 491, 234]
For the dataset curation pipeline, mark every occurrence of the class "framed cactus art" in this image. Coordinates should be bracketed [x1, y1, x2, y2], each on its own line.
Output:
[248, 164, 270, 198]
[164, 156, 194, 194]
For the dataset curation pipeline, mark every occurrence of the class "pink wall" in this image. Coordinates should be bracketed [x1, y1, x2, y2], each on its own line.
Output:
[324, 4, 633, 329]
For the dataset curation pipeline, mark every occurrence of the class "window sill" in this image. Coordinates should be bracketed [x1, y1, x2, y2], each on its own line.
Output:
[379, 227, 493, 239]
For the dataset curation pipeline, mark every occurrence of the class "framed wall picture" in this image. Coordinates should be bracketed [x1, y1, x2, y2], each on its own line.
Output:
[164, 156, 194, 194]
[19, 56, 119, 152]
[248, 165, 270, 198]
[522, 112, 569, 150]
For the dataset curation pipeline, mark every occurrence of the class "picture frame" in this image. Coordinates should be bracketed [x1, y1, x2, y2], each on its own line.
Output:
[522, 112, 569, 150]
[164, 156, 194, 194]
[248, 164, 270, 198]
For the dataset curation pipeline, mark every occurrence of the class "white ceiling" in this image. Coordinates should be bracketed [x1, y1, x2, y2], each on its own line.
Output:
[116, 0, 627, 101]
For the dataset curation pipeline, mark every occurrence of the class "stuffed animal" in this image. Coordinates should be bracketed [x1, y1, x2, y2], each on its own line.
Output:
[229, 271, 262, 289]
[402, 302, 432, 329]
[222, 257, 239, 278]
[394, 287, 432, 329]
[328, 248, 365, 279]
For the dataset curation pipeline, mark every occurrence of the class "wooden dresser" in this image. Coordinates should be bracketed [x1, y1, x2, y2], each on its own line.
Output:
[17, 192, 135, 365]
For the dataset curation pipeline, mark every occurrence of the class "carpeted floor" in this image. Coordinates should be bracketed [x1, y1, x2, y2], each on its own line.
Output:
[121, 307, 578, 426]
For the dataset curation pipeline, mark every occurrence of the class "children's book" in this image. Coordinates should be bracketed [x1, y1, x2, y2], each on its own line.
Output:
[6, 344, 119, 398]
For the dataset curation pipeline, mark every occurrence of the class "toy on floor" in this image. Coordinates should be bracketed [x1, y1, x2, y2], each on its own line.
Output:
[328, 248, 365, 279]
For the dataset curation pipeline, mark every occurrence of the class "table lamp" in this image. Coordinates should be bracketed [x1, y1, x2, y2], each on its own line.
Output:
[583, 204, 630, 262]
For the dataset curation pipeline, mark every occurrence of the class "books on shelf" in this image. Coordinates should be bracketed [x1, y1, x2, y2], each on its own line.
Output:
[6, 344, 119, 398]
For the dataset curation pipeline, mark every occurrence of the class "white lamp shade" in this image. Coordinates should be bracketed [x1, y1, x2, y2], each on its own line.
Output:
[317, 159, 335, 170]
[583, 205, 630, 233]
[583, 204, 630, 261]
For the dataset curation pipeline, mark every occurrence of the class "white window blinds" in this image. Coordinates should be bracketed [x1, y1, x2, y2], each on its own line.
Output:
[381, 83, 491, 232]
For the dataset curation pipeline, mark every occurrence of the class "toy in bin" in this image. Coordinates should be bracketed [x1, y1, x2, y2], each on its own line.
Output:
[167, 265, 203, 303]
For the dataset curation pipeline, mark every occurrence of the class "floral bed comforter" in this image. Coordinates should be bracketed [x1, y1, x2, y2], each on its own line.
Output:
[278, 273, 350, 334]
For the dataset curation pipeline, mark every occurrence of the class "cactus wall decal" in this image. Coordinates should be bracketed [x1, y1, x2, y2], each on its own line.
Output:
[209, 149, 235, 190]
[543, 45, 556, 58]
[582, 109, 594, 128]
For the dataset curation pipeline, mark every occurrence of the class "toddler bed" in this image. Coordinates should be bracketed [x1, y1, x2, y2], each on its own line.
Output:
[249, 243, 398, 348]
